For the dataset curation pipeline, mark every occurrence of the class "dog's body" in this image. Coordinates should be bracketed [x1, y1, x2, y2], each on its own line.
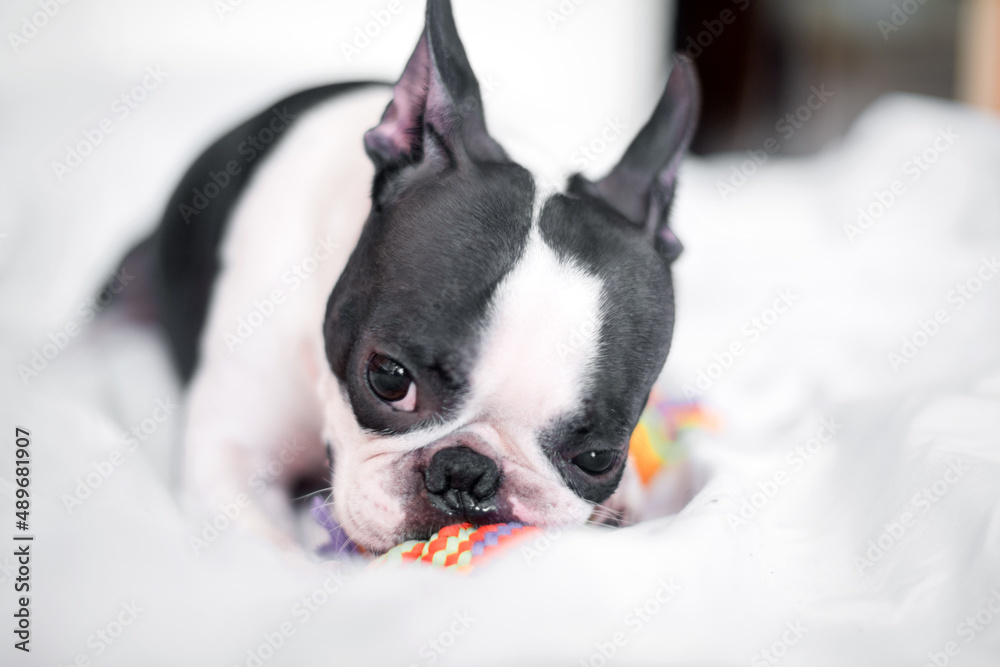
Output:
[176, 87, 393, 546]
[146, 1, 699, 552]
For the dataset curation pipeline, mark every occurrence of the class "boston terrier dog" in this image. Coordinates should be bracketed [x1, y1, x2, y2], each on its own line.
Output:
[139, 0, 699, 552]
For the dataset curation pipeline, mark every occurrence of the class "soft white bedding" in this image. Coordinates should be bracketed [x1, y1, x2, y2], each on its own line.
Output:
[2, 92, 999, 666]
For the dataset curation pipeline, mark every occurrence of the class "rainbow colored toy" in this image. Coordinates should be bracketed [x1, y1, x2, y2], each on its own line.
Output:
[372, 522, 538, 571]
[313, 390, 716, 569]
[627, 390, 718, 485]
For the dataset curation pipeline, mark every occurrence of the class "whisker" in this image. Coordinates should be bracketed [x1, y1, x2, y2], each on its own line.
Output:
[292, 486, 332, 503]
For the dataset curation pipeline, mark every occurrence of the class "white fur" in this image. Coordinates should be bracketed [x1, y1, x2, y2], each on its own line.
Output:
[183, 88, 391, 540]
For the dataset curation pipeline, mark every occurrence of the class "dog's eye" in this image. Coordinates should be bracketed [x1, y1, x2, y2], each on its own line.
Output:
[572, 450, 618, 475]
[366, 354, 416, 411]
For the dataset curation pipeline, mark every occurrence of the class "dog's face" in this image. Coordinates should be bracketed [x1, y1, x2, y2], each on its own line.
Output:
[321, 0, 699, 551]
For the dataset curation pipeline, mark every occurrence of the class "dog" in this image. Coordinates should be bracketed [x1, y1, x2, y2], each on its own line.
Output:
[133, 0, 699, 552]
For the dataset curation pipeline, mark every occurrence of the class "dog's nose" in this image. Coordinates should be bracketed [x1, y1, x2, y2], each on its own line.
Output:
[424, 446, 500, 516]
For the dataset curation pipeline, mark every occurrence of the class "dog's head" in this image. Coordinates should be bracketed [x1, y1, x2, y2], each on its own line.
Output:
[321, 0, 699, 551]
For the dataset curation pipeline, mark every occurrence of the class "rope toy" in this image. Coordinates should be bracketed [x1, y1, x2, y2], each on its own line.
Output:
[372, 522, 538, 571]
[313, 390, 715, 569]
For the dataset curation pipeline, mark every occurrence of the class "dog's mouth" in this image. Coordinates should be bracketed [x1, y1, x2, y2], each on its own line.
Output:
[425, 487, 499, 518]
[388, 443, 518, 543]
[311, 495, 518, 558]
[399, 488, 519, 546]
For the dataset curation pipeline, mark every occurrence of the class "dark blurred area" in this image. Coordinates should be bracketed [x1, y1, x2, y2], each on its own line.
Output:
[673, 0, 997, 155]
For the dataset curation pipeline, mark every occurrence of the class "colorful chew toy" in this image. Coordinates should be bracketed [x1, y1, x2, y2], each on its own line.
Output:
[627, 390, 717, 486]
[313, 390, 715, 570]
[372, 522, 538, 571]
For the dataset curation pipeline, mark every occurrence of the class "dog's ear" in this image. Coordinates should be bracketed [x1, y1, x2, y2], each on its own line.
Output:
[569, 56, 700, 263]
[364, 0, 504, 177]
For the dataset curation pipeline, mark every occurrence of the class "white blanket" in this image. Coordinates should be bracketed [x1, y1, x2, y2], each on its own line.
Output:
[3, 93, 999, 667]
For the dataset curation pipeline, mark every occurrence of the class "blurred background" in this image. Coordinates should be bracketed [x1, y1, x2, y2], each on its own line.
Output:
[675, 0, 999, 154]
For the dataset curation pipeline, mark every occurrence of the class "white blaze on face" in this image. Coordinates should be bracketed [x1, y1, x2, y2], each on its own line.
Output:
[469, 227, 605, 432]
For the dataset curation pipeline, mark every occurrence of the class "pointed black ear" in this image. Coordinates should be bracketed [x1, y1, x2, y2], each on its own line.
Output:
[364, 0, 504, 173]
[569, 55, 700, 262]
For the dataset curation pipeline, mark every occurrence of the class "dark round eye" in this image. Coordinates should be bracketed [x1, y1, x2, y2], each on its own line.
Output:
[572, 450, 618, 475]
[366, 354, 413, 404]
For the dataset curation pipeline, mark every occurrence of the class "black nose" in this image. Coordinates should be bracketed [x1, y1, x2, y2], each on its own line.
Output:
[424, 446, 501, 516]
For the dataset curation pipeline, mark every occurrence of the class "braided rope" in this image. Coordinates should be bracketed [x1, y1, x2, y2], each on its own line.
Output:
[373, 522, 538, 571]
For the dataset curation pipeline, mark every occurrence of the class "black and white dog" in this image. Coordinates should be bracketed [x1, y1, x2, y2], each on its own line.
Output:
[140, 0, 699, 552]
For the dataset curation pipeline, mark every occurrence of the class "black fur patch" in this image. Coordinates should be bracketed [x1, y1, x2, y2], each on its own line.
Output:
[536, 192, 676, 504]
